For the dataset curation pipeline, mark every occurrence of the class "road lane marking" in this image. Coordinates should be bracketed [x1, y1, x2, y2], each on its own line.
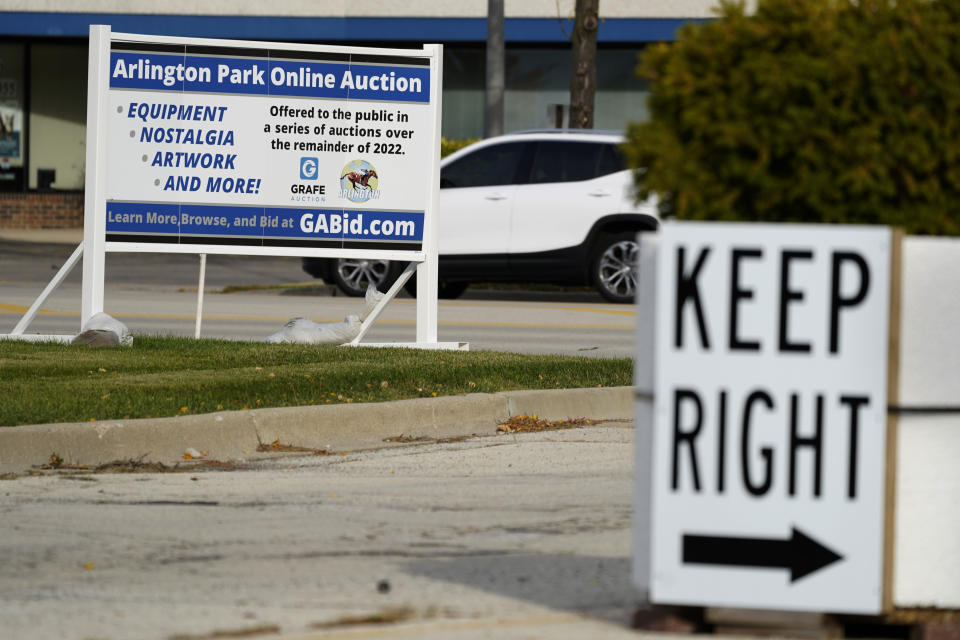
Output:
[392, 298, 637, 317]
[0, 302, 75, 316]
[2, 301, 634, 331]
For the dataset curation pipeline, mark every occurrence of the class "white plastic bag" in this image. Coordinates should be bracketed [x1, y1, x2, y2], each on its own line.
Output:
[72, 312, 133, 346]
[265, 315, 362, 345]
[360, 283, 385, 321]
[265, 284, 385, 345]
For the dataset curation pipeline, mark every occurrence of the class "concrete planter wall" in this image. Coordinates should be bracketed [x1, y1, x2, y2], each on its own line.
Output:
[892, 237, 960, 609]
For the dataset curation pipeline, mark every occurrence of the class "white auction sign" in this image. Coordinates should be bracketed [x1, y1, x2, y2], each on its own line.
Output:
[649, 222, 893, 614]
[66, 25, 449, 346]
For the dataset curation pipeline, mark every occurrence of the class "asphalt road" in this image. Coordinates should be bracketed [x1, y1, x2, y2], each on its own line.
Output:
[0, 425, 648, 640]
[0, 236, 647, 639]
[0, 239, 635, 358]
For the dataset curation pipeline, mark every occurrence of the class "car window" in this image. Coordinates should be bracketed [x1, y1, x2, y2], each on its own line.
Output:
[529, 141, 603, 184]
[440, 142, 529, 188]
[596, 144, 626, 177]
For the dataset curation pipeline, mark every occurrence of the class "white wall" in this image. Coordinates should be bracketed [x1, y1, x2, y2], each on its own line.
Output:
[893, 237, 960, 608]
[0, 0, 756, 18]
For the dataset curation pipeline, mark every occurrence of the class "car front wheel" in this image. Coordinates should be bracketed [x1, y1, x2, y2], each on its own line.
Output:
[592, 231, 641, 303]
[331, 258, 396, 296]
[402, 275, 469, 299]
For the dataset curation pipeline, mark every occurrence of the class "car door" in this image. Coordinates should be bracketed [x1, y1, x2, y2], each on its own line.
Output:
[509, 141, 629, 255]
[437, 141, 532, 259]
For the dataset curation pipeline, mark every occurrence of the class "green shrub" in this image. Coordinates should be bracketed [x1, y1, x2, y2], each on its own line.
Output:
[623, 0, 960, 235]
[441, 137, 481, 157]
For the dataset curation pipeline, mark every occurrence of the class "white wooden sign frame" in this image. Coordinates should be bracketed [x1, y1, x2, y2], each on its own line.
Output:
[3, 25, 460, 349]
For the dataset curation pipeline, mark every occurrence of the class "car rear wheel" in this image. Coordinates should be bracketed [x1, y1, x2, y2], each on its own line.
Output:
[331, 258, 396, 297]
[592, 231, 640, 303]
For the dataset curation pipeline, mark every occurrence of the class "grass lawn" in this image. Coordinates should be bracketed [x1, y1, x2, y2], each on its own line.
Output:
[0, 336, 632, 426]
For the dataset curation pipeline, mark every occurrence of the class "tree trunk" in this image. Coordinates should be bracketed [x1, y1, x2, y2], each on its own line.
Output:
[569, 0, 599, 129]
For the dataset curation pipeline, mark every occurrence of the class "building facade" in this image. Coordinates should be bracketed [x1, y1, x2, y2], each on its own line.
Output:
[0, 1, 750, 225]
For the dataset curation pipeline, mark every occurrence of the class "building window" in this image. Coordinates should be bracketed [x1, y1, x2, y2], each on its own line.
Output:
[442, 45, 650, 140]
[0, 43, 25, 191]
[29, 43, 87, 190]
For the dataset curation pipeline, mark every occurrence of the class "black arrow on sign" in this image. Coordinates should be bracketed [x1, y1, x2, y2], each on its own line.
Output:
[682, 527, 843, 582]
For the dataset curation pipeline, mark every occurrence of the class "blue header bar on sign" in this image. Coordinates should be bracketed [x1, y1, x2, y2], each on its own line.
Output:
[109, 52, 431, 102]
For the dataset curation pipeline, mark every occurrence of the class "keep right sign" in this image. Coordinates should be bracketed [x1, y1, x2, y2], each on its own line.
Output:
[649, 222, 895, 614]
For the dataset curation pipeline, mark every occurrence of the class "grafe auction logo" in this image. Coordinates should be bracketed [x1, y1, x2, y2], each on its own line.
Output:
[339, 159, 380, 203]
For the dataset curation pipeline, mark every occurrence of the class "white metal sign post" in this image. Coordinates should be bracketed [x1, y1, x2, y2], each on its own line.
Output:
[648, 222, 893, 614]
[5, 25, 456, 348]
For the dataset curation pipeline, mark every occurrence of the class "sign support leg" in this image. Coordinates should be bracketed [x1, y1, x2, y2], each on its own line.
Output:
[350, 260, 417, 345]
[194, 253, 207, 339]
[415, 43, 443, 345]
[10, 243, 84, 335]
[81, 25, 111, 328]
[415, 259, 438, 344]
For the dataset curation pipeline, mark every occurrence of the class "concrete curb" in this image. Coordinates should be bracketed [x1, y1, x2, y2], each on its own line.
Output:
[0, 386, 634, 473]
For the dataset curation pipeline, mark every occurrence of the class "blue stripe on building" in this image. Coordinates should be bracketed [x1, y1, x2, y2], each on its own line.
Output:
[0, 13, 707, 43]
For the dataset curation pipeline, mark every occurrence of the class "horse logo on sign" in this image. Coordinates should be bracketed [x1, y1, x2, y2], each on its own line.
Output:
[339, 159, 380, 203]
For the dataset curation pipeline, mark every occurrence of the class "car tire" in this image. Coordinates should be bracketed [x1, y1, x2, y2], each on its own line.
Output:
[402, 276, 469, 300]
[592, 231, 641, 303]
[331, 257, 398, 297]
[301, 257, 327, 279]
[438, 281, 469, 299]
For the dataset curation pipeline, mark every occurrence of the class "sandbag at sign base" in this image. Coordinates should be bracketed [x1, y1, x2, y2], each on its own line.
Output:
[71, 312, 133, 347]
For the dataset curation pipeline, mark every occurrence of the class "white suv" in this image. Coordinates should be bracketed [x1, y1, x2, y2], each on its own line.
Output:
[302, 130, 659, 303]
